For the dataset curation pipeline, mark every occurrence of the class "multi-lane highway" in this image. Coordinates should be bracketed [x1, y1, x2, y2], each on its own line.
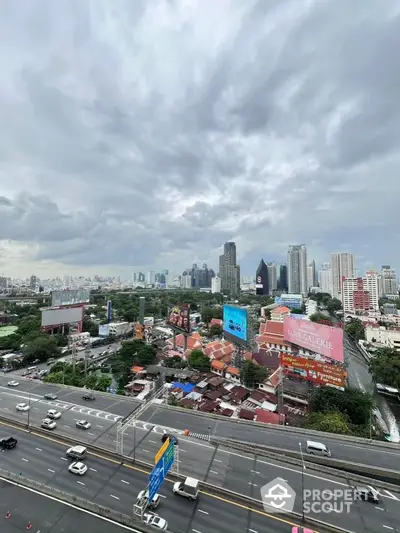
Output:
[1, 418, 400, 532]
[1, 481, 139, 533]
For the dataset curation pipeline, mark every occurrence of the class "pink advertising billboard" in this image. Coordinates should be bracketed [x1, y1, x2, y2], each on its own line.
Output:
[283, 316, 344, 363]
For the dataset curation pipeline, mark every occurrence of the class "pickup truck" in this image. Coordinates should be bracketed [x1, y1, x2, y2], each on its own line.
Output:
[0, 436, 18, 450]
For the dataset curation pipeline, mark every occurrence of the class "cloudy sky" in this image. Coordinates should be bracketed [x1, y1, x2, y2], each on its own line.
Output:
[0, 0, 399, 279]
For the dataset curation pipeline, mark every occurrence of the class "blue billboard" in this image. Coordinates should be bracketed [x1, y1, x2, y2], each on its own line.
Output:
[148, 441, 174, 501]
[223, 305, 248, 346]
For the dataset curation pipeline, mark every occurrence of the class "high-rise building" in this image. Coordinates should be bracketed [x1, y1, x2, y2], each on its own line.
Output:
[190, 263, 215, 288]
[381, 265, 398, 297]
[266, 262, 277, 295]
[331, 252, 355, 300]
[211, 276, 221, 294]
[319, 263, 333, 295]
[255, 259, 269, 295]
[219, 241, 240, 296]
[307, 261, 317, 290]
[180, 273, 192, 289]
[342, 271, 379, 313]
[287, 245, 307, 295]
[29, 275, 37, 290]
[279, 265, 288, 292]
[146, 271, 155, 285]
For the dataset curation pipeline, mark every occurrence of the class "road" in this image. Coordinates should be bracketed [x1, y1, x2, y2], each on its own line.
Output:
[0, 480, 140, 533]
[1, 422, 400, 533]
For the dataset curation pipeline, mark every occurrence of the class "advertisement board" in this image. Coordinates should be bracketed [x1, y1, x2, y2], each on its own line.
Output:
[98, 324, 110, 337]
[135, 323, 144, 340]
[283, 316, 344, 363]
[51, 289, 90, 307]
[166, 304, 191, 334]
[280, 353, 347, 388]
[223, 305, 248, 346]
[41, 307, 84, 328]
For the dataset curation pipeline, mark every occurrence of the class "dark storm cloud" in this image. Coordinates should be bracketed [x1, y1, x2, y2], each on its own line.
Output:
[0, 0, 399, 274]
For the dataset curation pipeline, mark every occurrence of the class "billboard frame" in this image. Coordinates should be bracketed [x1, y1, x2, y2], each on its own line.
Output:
[41, 306, 84, 329]
[280, 353, 347, 388]
[51, 289, 90, 308]
[149, 441, 174, 501]
[223, 305, 249, 347]
[166, 304, 191, 335]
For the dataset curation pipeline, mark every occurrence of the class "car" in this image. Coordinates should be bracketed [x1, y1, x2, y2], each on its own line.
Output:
[68, 461, 88, 475]
[291, 528, 316, 533]
[142, 514, 168, 531]
[0, 436, 18, 450]
[47, 409, 62, 420]
[41, 418, 57, 430]
[137, 490, 161, 509]
[16, 403, 30, 412]
[161, 433, 178, 446]
[7, 381, 19, 387]
[354, 486, 380, 503]
[76, 420, 91, 430]
[66, 445, 87, 460]
[44, 393, 58, 400]
[82, 392, 95, 401]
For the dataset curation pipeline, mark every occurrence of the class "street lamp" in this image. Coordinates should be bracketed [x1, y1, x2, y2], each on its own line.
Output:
[299, 442, 306, 522]
[27, 393, 31, 430]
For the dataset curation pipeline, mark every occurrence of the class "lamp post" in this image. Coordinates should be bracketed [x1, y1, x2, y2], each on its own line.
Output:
[27, 393, 31, 430]
[299, 442, 306, 522]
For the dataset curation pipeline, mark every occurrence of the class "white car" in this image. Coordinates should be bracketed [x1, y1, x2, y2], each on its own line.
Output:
[8, 381, 19, 387]
[47, 409, 62, 420]
[143, 514, 168, 531]
[41, 418, 57, 430]
[137, 490, 160, 509]
[76, 420, 91, 430]
[68, 461, 88, 476]
[16, 403, 30, 412]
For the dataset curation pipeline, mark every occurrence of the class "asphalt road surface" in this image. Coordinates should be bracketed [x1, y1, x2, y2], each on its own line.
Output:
[0, 480, 140, 533]
[1, 423, 400, 533]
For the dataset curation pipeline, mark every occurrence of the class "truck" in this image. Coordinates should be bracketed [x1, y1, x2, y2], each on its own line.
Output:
[0, 436, 18, 450]
[173, 477, 199, 500]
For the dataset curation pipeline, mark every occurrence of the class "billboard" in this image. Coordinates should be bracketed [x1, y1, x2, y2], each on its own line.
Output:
[283, 316, 344, 363]
[51, 289, 90, 307]
[106, 300, 112, 322]
[166, 304, 191, 334]
[280, 353, 347, 388]
[41, 306, 84, 328]
[98, 324, 110, 337]
[223, 305, 248, 346]
[135, 323, 144, 340]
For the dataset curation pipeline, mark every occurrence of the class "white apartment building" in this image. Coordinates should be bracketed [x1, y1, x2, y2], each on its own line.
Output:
[267, 263, 277, 295]
[363, 270, 380, 311]
[305, 299, 318, 317]
[342, 272, 379, 313]
[180, 275, 192, 289]
[331, 252, 355, 300]
[365, 326, 400, 351]
[146, 271, 156, 285]
[211, 276, 221, 293]
[288, 245, 308, 295]
[307, 261, 317, 291]
[319, 263, 333, 295]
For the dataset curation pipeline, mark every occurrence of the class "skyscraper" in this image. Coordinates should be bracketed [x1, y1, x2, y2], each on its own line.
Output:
[307, 261, 317, 290]
[219, 242, 240, 296]
[381, 265, 398, 296]
[331, 252, 355, 300]
[255, 259, 269, 295]
[266, 262, 277, 295]
[319, 263, 333, 295]
[279, 265, 288, 292]
[287, 245, 307, 295]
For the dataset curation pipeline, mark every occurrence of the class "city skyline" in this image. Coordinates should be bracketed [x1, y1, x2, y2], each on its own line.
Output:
[1, 3, 399, 278]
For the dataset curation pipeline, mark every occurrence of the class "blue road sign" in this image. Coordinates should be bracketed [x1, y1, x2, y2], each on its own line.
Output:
[148, 442, 175, 501]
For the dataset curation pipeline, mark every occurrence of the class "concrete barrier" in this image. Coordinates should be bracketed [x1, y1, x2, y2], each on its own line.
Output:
[151, 404, 398, 450]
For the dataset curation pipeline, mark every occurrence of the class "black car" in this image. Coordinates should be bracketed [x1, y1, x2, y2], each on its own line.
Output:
[0, 436, 18, 450]
[82, 392, 95, 401]
[44, 393, 58, 400]
[161, 433, 178, 445]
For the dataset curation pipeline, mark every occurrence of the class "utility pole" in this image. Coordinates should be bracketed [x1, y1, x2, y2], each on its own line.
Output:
[299, 442, 306, 522]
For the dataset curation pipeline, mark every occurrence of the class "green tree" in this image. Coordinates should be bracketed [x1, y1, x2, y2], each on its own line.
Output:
[369, 347, 400, 389]
[44, 371, 65, 384]
[309, 312, 329, 324]
[310, 387, 373, 426]
[290, 308, 304, 315]
[94, 375, 112, 391]
[240, 360, 269, 387]
[24, 335, 61, 363]
[168, 395, 179, 406]
[201, 307, 217, 325]
[17, 315, 41, 336]
[82, 317, 99, 337]
[164, 356, 187, 369]
[188, 349, 210, 372]
[344, 318, 365, 341]
[305, 411, 350, 435]
[327, 298, 342, 313]
[209, 324, 222, 337]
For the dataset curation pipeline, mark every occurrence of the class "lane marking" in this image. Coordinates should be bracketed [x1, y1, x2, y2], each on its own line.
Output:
[383, 527, 393, 530]
[96, 425, 103, 429]
[249, 482, 258, 487]
[248, 529, 258, 533]
[88, 432, 94, 436]
[198, 509, 208, 515]
[210, 470, 219, 475]
[61, 457, 67, 461]
[375, 507, 384, 511]
[385, 490, 400, 500]
[251, 470, 260, 475]
[48, 469, 55, 473]
[21, 458, 28, 462]
[36, 448, 42, 452]
[214, 459, 222, 463]
[142, 449, 150, 453]
[110, 494, 119, 500]
[159, 494, 166, 498]
[90, 468, 97, 472]
[77, 481, 85, 485]
[121, 480, 129, 484]
[149, 440, 157, 444]
[192, 530, 202, 533]
[64, 425, 70, 428]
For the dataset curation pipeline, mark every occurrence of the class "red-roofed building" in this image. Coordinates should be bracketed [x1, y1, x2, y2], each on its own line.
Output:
[210, 318, 223, 327]
[225, 365, 240, 383]
[211, 359, 226, 375]
[167, 331, 203, 357]
[256, 334, 292, 353]
[271, 306, 291, 322]
[259, 321, 284, 338]
[204, 340, 235, 362]
[255, 408, 284, 425]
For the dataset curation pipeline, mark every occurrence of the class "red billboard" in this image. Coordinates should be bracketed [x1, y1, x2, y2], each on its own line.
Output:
[280, 353, 347, 388]
[167, 304, 191, 334]
[283, 316, 344, 363]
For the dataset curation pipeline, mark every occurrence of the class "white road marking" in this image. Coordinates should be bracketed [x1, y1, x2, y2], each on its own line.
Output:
[77, 481, 85, 486]
[248, 482, 258, 487]
[96, 425, 103, 428]
[61, 457, 68, 461]
[159, 494, 166, 498]
[3, 407, 9, 410]
[383, 526, 393, 530]
[214, 459, 222, 463]
[48, 469, 55, 473]
[385, 490, 399, 500]
[375, 507, 385, 511]
[34, 407, 39, 410]
[180, 449, 187, 452]
[198, 509, 208, 515]
[149, 440, 157, 444]
[248, 529, 258, 533]
[64, 425, 70, 428]
[21, 458, 28, 462]
[251, 470, 260, 475]
[192, 529, 202, 533]
[88, 432, 94, 436]
[110, 494, 119, 500]
[90, 468, 97, 472]
[36, 448, 42, 452]
[209, 470, 219, 475]
[142, 449, 150, 453]
[121, 480, 130, 484]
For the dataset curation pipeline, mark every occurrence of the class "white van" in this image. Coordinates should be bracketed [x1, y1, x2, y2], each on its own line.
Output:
[173, 477, 199, 500]
[306, 440, 331, 457]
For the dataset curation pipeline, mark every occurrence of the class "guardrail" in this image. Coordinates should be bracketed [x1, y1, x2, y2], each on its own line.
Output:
[151, 403, 399, 450]
[0, 468, 154, 533]
[0, 414, 386, 533]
